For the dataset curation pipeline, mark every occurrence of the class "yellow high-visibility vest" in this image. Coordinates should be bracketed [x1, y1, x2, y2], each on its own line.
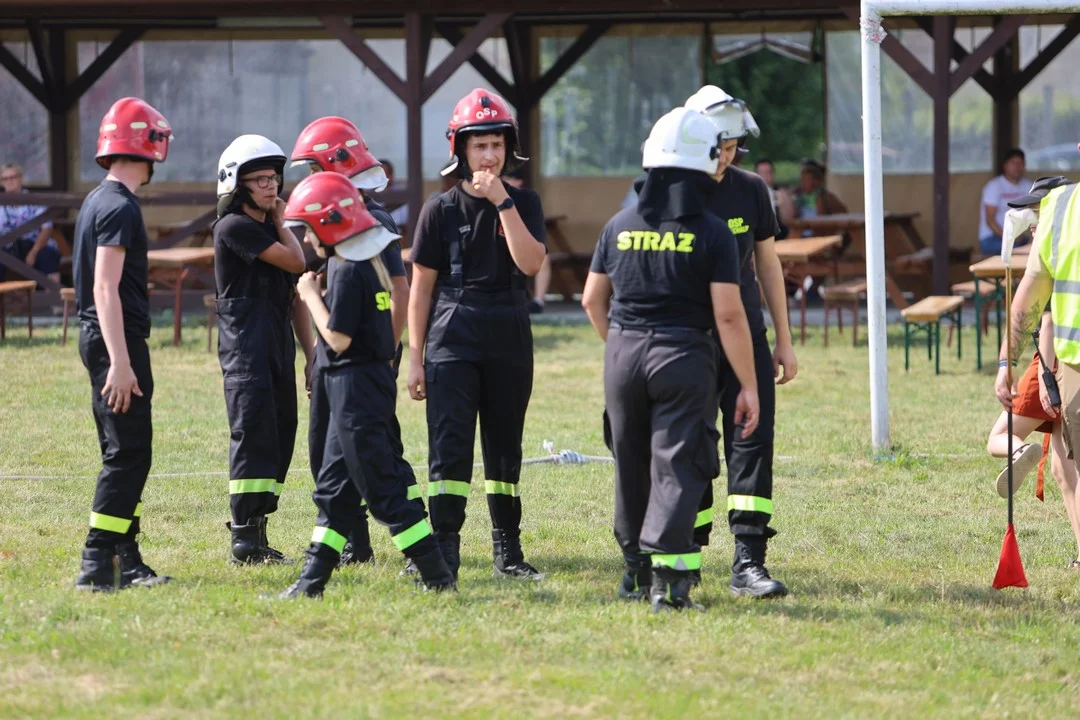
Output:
[1037, 183, 1080, 364]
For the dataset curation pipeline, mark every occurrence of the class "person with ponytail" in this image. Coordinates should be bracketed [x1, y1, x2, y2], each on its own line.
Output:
[281, 171, 455, 597]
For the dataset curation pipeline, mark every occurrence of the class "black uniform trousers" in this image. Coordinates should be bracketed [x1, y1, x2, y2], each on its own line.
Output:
[424, 288, 533, 535]
[606, 326, 719, 569]
[217, 297, 298, 525]
[307, 362, 436, 559]
[79, 325, 154, 549]
[695, 329, 776, 545]
[308, 362, 423, 532]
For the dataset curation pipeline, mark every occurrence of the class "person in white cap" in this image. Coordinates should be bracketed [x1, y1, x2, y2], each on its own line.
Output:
[213, 134, 312, 566]
[683, 85, 792, 598]
[582, 106, 759, 612]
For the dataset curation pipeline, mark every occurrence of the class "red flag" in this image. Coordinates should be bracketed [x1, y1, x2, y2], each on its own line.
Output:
[992, 524, 1029, 589]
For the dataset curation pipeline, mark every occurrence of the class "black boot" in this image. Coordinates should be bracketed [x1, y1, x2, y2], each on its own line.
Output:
[279, 546, 338, 599]
[650, 566, 701, 612]
[256, 516, 292, 564]
[492, 529, 544, 580]
[75, 546, 117, 592]
[435, 531, 461, 581]
[409, 546, 457, 592]
[117, 542, 170, 589]
[618, 553, 651, 601]
[340, 522, 374, 566]
[730, 535, 788, 599]
[227, 520, 289, 565]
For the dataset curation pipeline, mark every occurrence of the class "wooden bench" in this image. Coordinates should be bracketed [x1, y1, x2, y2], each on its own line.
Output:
[0, 280, 36, 340]
[204, 294, 216, 353]
[900, 295, 965, 375]
[821, 279, 867, 347]
[60, 287, 76, 346]
[950, 280, 996, 339]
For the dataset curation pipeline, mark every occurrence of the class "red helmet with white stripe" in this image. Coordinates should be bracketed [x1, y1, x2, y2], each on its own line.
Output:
[284, 172, 398, 262]
[96, 97, 173, 169]
[441, 88, 527, 178]
[290, 116, 388, 192]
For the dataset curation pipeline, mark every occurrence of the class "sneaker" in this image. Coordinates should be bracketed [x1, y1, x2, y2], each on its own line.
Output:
[996, 443, 1041, 498]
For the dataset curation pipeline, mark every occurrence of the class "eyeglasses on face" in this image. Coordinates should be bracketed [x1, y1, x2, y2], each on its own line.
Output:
[1, 174, 21, 182]
[242, 173, 283, 189]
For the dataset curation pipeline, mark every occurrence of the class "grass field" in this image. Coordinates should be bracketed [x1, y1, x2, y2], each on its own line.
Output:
[2, 316, 1080, 719]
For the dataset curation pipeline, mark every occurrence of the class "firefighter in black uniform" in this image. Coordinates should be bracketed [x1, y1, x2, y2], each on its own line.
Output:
[685, 86, 794, 598]
[213, 134, 314, 565]
[407, 88, 547, 581]
[72, 97, 174, 591]
[280, 171, 455, 597]
[582, 106, 760, 611]
[289, 116, 416, 566]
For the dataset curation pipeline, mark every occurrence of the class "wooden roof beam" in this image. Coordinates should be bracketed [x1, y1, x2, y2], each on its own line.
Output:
[422, 12, 510, 102]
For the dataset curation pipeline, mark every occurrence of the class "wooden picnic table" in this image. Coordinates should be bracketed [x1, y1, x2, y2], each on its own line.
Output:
[787, 211, 925, 255]
[774, 235, 844, 345]
[968, 254, 1028, 370]
[147, 248, 216, 347]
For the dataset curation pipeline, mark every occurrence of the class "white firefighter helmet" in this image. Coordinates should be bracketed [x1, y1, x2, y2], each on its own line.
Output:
[216, 134, 287, 197]
[684, 85, 761, 142]
[641, 107, 720, 175]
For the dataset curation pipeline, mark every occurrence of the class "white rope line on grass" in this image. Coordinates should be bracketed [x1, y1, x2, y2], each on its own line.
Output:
[0, 448, 980, 481]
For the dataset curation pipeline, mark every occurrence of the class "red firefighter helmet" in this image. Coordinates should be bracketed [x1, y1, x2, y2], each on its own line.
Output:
[290, 116, 389, 192]
[441, 88, 528, 178]
[95, 97, 173, 169]
[284, 172, 399, 262]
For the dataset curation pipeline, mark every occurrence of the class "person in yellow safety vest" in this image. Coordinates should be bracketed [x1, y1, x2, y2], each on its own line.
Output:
[996, 180, 1080, 482]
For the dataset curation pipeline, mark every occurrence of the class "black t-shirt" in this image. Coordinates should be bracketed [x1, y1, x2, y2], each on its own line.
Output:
[590, 208, 740, 330]
[316, 257, 395, 369]
[409, 182, 546, 292]
[72, 180, 151, 337]
[214, 212, 296, 313]
[706, 166, 780, 335]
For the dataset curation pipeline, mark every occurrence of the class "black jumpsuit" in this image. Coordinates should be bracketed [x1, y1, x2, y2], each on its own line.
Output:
[698, 166, 782, 545]
[305, 256, 437, 562]
[213, 212, 298, 526]
[72, 180, 155, 548]
[409, 182, 545, 539]
[594, 185, 740, 575]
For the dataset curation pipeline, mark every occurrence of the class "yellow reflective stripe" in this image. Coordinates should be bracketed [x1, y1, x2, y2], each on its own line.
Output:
[391, 519, 432, 551]
[694, 507, 713, 528]
[89, 512, 132, 534]
[406, 485, 422, 501]
[274, 482, 284, 497]
[484, 480, 520, 497]
[133, 503, 143, 518]
[311, 526, 347, 553]
[428, 480, 471, 497]
[1049, 184, 1078, 269]
[652, 552, 702, 571]
[360, 497, 367, 507]
[726, 495, 773, 515]
[228, 478, 276, 494]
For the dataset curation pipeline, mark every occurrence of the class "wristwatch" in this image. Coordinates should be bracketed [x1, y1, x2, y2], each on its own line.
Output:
[497, 197, 515, 212]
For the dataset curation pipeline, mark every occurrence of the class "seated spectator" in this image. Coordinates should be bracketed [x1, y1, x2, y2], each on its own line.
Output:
[0, 162, 61, 284]
[788, 159, 848, 236]
[753, 157, 792, 240]
[979, 148, 1033, 256]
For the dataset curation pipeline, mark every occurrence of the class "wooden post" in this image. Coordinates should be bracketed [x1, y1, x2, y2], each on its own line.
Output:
[932, 16, 952, 296]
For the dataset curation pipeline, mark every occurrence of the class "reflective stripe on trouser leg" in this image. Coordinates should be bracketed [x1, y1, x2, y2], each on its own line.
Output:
[324, 364, 437, 559]
[726, 495, 774, 515]
[718, 331, 776, 538]
[425, 358, 482, 535]
[651, 552, 703, 571]
[311, 526, 347, 554]
[81, 331, 154, 549]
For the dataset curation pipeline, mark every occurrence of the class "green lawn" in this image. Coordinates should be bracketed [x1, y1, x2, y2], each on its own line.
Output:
[2, 318, 1080, 718]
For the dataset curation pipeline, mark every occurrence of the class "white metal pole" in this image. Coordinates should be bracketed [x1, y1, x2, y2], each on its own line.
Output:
[870, 0, 1078, 14]
[860, 0, 891, 455]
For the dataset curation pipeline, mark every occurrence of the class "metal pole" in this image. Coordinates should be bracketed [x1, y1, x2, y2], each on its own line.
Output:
[870, 0, 1078, 15]
[861, 1, 891, 455]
